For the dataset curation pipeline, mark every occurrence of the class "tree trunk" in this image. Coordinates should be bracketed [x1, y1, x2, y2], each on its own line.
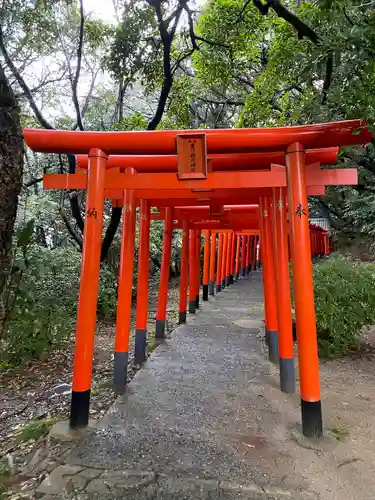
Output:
[0, 65, 23, 325]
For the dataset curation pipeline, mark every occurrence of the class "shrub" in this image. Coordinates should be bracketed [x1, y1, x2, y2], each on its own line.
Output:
[1, 245, 81, 365]
[1, 229, 118, 365]
[97, 265, 118, 320]
[312, 255, 375, 357]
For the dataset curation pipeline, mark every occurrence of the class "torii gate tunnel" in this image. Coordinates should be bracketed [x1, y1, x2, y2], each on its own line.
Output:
[24, 120, 372, 439]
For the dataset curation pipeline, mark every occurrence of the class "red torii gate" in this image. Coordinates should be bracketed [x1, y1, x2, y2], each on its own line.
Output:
[23, 120, 372, 440]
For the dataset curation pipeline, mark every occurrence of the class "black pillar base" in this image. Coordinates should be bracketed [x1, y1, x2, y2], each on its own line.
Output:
[196, 294, 200, 308]
[189, 300, 196, 314]
[225, 276, 230, 287]
[134, 328, 147, 365]
[70, 389, 90, 429]
[229, 274, 234, 284]
[240, 268, 246, 277]
[179, 311, 187, 324]
[268, 330, 279, 364]
[208, 280, 215, 296]
[235, 272, 239, 279]
[202, 284, 209, 301]
[113, 351, 128, 394]
[155, 319, 165, 339]
[279, 357, 295, 394]
[301, 399, 323, 438]
[216, 284, 221, 293]
[221, 279, 226, 288]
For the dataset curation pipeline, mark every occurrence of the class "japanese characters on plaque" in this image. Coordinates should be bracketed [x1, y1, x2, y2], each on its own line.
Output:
[177, 134, 208, 180]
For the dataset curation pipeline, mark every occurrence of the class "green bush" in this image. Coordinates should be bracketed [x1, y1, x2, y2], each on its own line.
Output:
[312, 255, 375, 357]
[1, 231, 118, 366]
[1, 246, 81, 365]
[97, 265, 118, 320]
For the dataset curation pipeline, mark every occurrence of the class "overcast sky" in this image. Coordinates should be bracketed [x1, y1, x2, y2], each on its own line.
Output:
[84, 0, 117, 23]
[83, 0, 205, 24]
[31, 0, 205, 123]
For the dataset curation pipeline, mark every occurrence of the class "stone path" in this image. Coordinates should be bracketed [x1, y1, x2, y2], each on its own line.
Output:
[36, 273, 321, 499]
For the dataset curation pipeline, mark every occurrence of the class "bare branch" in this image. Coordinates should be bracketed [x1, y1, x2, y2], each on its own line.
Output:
[194, 35, 231, 51]
[196, 97, 245, 106]
[237, 0, 252, 21]
[147, 3, 184, 130]
[58, 207, 83, 250]
[0, 26, 53, 129]
[71, 68, 99, 130]
[24, 177, 43, 188]
[16, 74, 69, 98]
[100, 207, 122, 262]
[250, 0, 336, 102]
[322, 51, 333, 105]
[253, 0, 319, 44]
[71, 0, 85, 131]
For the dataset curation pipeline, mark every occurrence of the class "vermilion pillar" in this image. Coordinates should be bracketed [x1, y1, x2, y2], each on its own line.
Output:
[114, 179, 137, 394]
[179, 220, 189, 324]
[189, 229, 197, 313]
[272, 188, 295, 393]
[258, 235, 262, 269]
[70, 149, 107, 429]
[134, 200, 150, 365]
[156, 207, 173, 338]
[209, 231, 216, 295]
[195, 230, 201, 308]
[230, 232, 236, 283]
[221, 233, 228, 288]
[286, 142, 322, 438]
[259, 196, 278, 363]
[240, 235, 246, 277]
[216, 232, 223, 293]
[203, 230, 210, 301]
[235, 235, 241, 279]
[225, 233, 232, 286]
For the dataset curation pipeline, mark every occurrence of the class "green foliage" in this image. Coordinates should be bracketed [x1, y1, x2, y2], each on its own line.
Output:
[312, 255, 375, 357]
[105, 1, 157, 84]
[1, 218, 117, 365]
[2, 246, 79, 365]
[0, 461, 11, 478]
[114, 113, 149, 131]
[327, 423, 349, 442]
[97, 265, 117, 320]
[15, 418, 57, 443]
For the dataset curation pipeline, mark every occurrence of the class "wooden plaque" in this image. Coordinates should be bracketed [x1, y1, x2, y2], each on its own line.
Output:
[210, 204, 225, 216]
[176, 134, 208, 180]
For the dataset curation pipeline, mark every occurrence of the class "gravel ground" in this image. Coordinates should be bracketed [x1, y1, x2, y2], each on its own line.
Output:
[0, 278, 180, 496]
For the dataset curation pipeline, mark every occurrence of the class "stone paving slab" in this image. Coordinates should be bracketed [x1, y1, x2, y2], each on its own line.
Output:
[36, 466, 317, 499]
[37, 273, 318, 499]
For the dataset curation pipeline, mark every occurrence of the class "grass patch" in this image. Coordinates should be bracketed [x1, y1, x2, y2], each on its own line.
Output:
[0, 462, 11, 479]
[0, 461, 12, 494]
[15, 418, 57, 443]
[148, 337, 157, 354]
[327, 423, 349, 442]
